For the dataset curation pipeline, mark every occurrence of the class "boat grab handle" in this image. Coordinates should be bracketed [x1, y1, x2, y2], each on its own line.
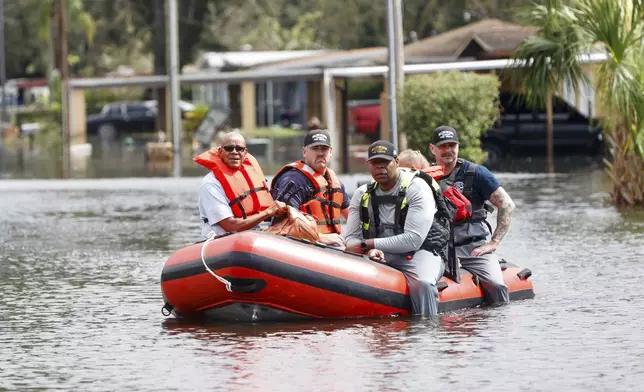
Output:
[222, 277, 268, 294]
[200, 232, 268, 294]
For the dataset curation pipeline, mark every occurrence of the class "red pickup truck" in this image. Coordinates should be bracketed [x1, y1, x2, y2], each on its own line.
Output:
[348, 100, 381, 139]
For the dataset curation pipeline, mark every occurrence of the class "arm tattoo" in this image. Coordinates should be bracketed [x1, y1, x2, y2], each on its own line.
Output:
[488, 187, 515, 244]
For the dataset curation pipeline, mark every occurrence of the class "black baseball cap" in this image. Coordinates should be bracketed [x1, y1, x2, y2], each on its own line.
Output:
[303, 130, 331, 148]
[367, 140, 398, 161]
[431, 125, 459, 146]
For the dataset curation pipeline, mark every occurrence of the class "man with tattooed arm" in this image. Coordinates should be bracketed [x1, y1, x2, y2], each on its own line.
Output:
[429, 126, 515, 305]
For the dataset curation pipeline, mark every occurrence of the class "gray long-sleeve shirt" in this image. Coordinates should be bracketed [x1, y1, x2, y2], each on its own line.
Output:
[344, 169, 436, 258]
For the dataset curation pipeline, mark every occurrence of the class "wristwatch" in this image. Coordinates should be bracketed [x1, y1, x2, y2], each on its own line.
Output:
[360, 240, 369, 252]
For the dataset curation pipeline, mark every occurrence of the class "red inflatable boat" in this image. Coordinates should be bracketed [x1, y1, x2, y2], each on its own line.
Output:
[160, 231, 534, 321]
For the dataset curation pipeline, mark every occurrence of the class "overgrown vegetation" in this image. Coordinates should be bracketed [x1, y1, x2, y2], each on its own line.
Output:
[509, 0, 644, 207]
[4, 0, 534, 80]
[398, 71, 500, 163]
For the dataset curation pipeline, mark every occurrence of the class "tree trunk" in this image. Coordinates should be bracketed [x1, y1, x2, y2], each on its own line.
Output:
[47, 4, 57, 100]
[611, 120, 629, 206]
[546, 87, 554, 173]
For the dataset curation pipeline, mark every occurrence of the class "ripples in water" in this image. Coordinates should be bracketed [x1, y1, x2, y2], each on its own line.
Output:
[1, 170, 643, 391]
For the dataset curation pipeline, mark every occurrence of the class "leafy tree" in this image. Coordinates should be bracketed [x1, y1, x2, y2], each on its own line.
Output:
[240, 11, 324, 50]
[398, 71, 500, 163]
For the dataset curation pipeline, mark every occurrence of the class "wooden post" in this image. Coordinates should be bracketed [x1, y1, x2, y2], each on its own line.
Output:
[241, 81, 256, 130]
[69, 88, 86, 144]
[334, 83, 344, 172]
[307, 80, 322, 124]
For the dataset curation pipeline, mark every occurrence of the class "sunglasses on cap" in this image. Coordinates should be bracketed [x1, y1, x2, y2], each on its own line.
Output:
[222, 145, 246, 152]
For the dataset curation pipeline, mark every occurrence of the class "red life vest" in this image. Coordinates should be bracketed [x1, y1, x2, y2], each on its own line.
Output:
[423, 166, 472, 221]
[272, 161, 343, 234]
[194, 150, 274, 219]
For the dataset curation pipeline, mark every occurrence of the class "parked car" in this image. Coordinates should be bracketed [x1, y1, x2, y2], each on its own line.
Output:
[86, 102, 157, 139]
[87, 100, 198, 139]
[482, 92, 604, 163]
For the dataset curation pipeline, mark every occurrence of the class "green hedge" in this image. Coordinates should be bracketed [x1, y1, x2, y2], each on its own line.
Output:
[398, 71, 500, 163]
[348, 80, 384, 100]
[17, 107, 61, 125]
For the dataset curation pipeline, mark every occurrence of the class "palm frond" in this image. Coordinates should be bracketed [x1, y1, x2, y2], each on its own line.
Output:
[577, 0, 644, 156]
[508, 1, 588, 110]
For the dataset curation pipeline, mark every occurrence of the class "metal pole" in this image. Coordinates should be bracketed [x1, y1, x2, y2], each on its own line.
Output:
[0, 0, 6, 125]
[59, 0, 70, 178]
[386, 0, 398, 149]
[267, 81, 274, 126]
[393, 0, 405, 150]
[323, 70, 339, 170]
[393, 0, 405, 93]
[168, 0, 181, 177]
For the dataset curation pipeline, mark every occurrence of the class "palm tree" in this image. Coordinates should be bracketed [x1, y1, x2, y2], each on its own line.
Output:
[575, 0, 644, 206]
[507, 0, 588, 171]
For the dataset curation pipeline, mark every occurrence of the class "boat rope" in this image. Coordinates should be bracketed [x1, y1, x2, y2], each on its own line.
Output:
[201, 231, 233, 292]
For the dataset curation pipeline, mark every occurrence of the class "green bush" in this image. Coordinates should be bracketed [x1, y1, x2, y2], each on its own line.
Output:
[183, 105, 210, 136]
[17, 108, 61, 127]
[398, 71, 500, 163]
[348, 80, 384, 100]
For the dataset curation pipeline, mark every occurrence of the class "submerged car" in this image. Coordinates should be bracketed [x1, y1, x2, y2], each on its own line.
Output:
[481, 92, 604, 163]
[86, 102, 156, 139]
[87, 100, 198, 139]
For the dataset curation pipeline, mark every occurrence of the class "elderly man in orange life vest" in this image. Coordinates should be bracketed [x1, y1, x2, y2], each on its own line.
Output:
[194, 132, 285, 239]
[429, 125, 514, 305]
[271, 129, 350, 247]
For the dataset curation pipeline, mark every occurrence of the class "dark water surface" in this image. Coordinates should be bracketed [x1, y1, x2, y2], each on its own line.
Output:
[1, 168, 644, 391]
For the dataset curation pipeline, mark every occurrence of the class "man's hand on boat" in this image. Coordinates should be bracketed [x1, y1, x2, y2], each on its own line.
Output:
[367, 249, 385, 263]
[318, 233, 344, 247]
[268, 200, 288, 217]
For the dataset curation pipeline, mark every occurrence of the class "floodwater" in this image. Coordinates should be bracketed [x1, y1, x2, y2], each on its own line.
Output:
[1, 141, 644, 390]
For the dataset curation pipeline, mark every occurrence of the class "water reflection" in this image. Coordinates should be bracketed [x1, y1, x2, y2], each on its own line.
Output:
[0, 134, 311, 179]
[159, 313, 498, 390]
[2, 160, 644, 391]
[161, 310, 496, 360]
[1, 131, 609, 179]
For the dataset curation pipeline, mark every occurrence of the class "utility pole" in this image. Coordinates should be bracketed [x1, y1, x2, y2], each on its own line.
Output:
[59, 0, 70, 177]
[59, 0, 69, 137]
[0, 0, 6, 126]
[393, 0, 405, 150]
[167, 0, 181, 177]
[386, 0, 399, 149]
[393, 0, 405, 93]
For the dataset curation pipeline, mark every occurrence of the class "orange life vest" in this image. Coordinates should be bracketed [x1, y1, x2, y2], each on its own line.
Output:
[424, 165, 445, 180]
[423, 166, 472, 221]
[272, 161, 343, 234]
[194, 150, 274, 219]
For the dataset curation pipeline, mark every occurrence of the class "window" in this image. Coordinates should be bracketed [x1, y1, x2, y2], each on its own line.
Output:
[126, 104, 153, 116]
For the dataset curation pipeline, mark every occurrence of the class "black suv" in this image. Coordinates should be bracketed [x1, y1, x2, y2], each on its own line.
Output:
[481, 92, 604, 163]
[86, 102, 156, 139]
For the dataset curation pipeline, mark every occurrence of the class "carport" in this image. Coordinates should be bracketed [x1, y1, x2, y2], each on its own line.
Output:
[66, 53, 607, 174]
[67, 68, 352, 171]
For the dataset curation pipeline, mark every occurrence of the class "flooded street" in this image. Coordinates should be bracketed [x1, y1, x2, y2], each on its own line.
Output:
[1, 149, 644, 390]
